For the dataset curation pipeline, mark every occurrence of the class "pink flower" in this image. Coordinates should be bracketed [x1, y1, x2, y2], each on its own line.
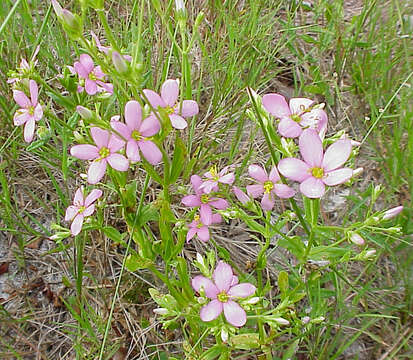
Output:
[233, 186, 250, 204]
[246, 164, 295, 210]
[143, 79, 199, 129]
[13, 80, 43, 143]
[192, 262, 256, 327]
[70, 127, 129, 184]
[186, 213, 222, 242]
[182, 175, 228, 224]
[91, 31, 132, 61]
[74, 54, 113, 95]
[262, 93, 328, 139]
[278, 129, 353, 198]
[65, 187, 102, 236]
[111, 100, 162, 165]
[200, 165, 235, 194]
[382, 206, 403, 220]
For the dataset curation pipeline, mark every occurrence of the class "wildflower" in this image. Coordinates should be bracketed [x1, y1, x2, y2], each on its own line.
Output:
[91, 31, 132, 61]
[73, 54, 113, 95]
[186, 213, 222, 242]
[182, 175, 228, 223]
[111, 100, 162, 164]
[233, 186, 250, 204]
[246, 164, 295, 210]
[200, 165, 235, 193]
[8, 46, 40, 84]
[13, 80, 43, 143]
[382, 206, 403, 220]
[143, 79, 199, 129]
[349, 232, 365, 246]
[65, 187, 102, 236]
[262, 93, 328, 138]
[278, 129, 353, 198]
[192, 261, 256, 327]
[70, 127, 129, 184]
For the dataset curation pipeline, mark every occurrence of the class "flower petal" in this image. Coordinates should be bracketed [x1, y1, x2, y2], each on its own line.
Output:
[228, 283, 256, 298]
[300, 177, 325, 198]
[208, 198, 228, 210]
[139, 115, 160, 137]
[200, 204, 212, 225]
[85, 79, 97, 95]
[192, 275, 219, 298]
[65, 205, 78, 221]
[88, 159, 107, 184]
[82, 204, 95, 217]
[142, 89, 166, 109]
[289, 98, 314, 115]
[84, 189, 103, 207]
[299, 128, 323, 167]
[278, 158, 310, 182]
[248, 164, 268, 183]
[278, 118, 303, 138]
[91, 127, 110, 149]
[125, 100, 142, 131]
[14, 110, 30, 126]
[323, 168, 353, 186]
[197, 225, 210, 242]
[219, 173, 235, 185]
[107, 135, 125, 153]
[223, 300, 247, 327]
[199, 180, 217, 194]
[233, 186, 250, 204]
[262, 93, 291, 118]
[70, 144, 99, 160]
[138, 140, 162, 165]
[268, 166, 280, 183]
[246, 184, 264, 198]
[73, 61, 89, 78]
[73, 187, 84, 206]
[107, 154, 129, 171]
[29, 80, 38, 105]
[178, 100, 199, 117]
[186, 227, 197, 242]
[261, 192, 274, 211]
[71, 214, 84, 236]
[79, 54, 94, 73]
[169, 114, 187, 129]
[34, 104, 43, 121]
[191, 174, 203, 194]
[273, 184, 296, 198]
[161, 79, 179, 107]
[23, 118, 35, 142]
[126, 140, 140, 162]
[200, 299, 223, 322]
[13, 90, 31, 108]
[182, 194, 201, 207]
[213, 262, 233, 292]
[322, 139, 352, 172]
[211, 213, 222, 224]
[111, 121, 131, 140]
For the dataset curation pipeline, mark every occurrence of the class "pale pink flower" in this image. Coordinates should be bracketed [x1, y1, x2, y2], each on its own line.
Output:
[186, 213, 222, 242]
[70, 127, 129, 184]
[111, 100, 162, 164]
[278, 129, 353, 198]
[143, 79, 199, 129]
[233, 186, 250, 204]
[182, 175, 228, 224]
[13, 80, 43, 143]
[192, 262, 256, 327]
[382, 206, 403, 220]
[200, 165, 235, 193]
[65, 187, 102, 236]
[246, 164, 295, 210]
[262, 93, 328, 139]
[74, 54, 113, 95]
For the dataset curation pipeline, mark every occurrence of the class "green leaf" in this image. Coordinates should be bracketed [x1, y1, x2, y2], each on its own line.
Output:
[278, 236, 305, 260]
[125, 254, 152, 272]
[230, 333, 260, 350]
[200, 345, 227, 360]
[282, 339, 299, 360]
[278, 271, 289, 295]
[103, 226, 124, 244]
[169, 135, 187, 183]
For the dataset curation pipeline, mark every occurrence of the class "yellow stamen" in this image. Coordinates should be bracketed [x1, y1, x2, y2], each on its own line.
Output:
[263, 180, 274, 193]
[311, 167, 324, 178]
[78, 205, 86, 214]
[98, 146, 110, 160]
[217, 291, 229, 303]
[200, 194, 210, 204]
[131, 130, 142, 141]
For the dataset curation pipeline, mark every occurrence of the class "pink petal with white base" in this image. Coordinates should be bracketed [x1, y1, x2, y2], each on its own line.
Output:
[300, 177, 325, 198]
[182, 195, 201, 207]
[261, 192, 274, 211]
[213, 262, 233, 292]
[73, 188, 84, 206]
[125, 100, 142, 130]
[278, 158, 310, 182]
[273, 184, 296, 198]
[192, 275, 219, 299]
[70, 144, 99, 160]
[143, 89, 166, 109]
[161, 79, 179, 106]
[248, 164, 268, 182]
[197, 226, 210, 242]
[223, 300, 247, 327]
[299, 129, 323, 167]
[322, 139, 352, 172]
[126, 140, 140, 162]
[139, 115, 160, 137]
[323, 168, 353, 186]
[14, 111, 30, 126]
[71, 214, 84, 236]
[97, 81, 113, 94]
[138, 140, 162, 165]
[269, 167, 281, 183]
[211, 213, 222, 223]
[91, 127, 109, 148]
[107, 153, 129, 171]
[34, 104, 43, 121]
[88, 159, 107, 184]
[85, 79, 97, 95]
[169, 114, 187, 129]
[233, 186, 250, 204]
[190, 174, 203, 193]
[289, 98, 314, 115]
[24, 118, 35, 142]
[228, 283, 256, 298]
[186, 227, 197, 242]
[219, 173, 235, 184]
[262, 93, 291, 118]
[278, 118, 303, 138]
[13, 90, 31, 108]
[85, 189, 103, 207]
[82, 204, 95, 217]
[208, 198, 228, 210]
[65, 205, 78, 221]
[29, 80, 38, 105]
[178, 100, 199, 117]
[200, 299, 223, 322]
[246, 184, 264, 198]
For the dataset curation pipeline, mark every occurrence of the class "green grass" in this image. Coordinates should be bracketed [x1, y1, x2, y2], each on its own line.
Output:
[0, 0, 412, 358]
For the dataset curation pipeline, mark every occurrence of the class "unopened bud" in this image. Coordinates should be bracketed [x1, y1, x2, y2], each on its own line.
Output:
[233, 186, 249, 204]
[302, 316, 310, 324]
[76, 105, 93, 121]
[349, 232, 365, 246]
[383, 206, 403, 220]
[352, 167, 363, 178]
[273, 317, 290, 326]
[153, 308, 168, 315]
[365, 249, 376, 259]
[196, 252, 205, 266]
[175, 0, 185, 11]
[245, 297, 260, 304]
[221, 329, 228, 343]
[112, 51, 128, 74]
[51, 0, 63, 17]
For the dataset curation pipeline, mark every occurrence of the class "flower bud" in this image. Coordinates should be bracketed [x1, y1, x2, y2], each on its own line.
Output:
[245, 297, 260, 304]
[196, 252, 205, 267]
[349, 232, 365, 246]
[302, 316, 310, 324]
[51, 0, 63, 17]
[352, 167, 363, 178]
[382, 206, 403, 220]
[233, 186, 250, 204]
[112, 51, 129, 74]
[273, 317, 290, 326]
[153, 308, 168, 315]
[76, 106, 93, 121]
[365, 249, 376, 259]
[221, 329, 228, 343]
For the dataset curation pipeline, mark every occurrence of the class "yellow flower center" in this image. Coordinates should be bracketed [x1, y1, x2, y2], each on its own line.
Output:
[217, 291, 229, 303]
[263, 180, 274, 193]
[98, 146, 110, 159]
[89, 72, 97, 81]
[291, 113, 302, 123]
[200, 194, 210, 204]
[209, 165, 219, 181]
[78, 205, 86, 214]
[311, 167, 324, 179]
[28, 106, 35, 115]
[131, 130, 142, 141]
[194, 215, 203, 228]
[164, 105, 175, 115]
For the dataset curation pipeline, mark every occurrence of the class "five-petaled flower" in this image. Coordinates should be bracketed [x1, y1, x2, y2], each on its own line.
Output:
[200, 165, 235, 194]
[246, 164, 295, 210]
[111, 100, 162, 164]
[65, 187, 102, 236]
[143, 79, 199, 130]
[262, 93, 327, 139]
[192, 262, 256, 327]
[13, 80, 43, 143]
[70, 127, 129, 184]
[278, 129, 353, 198]
[186, 212, 222, 243]
[74, 54, 113, 95]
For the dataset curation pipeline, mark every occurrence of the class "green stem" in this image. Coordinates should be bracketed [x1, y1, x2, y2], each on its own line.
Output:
[96, 9, 120, 52]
